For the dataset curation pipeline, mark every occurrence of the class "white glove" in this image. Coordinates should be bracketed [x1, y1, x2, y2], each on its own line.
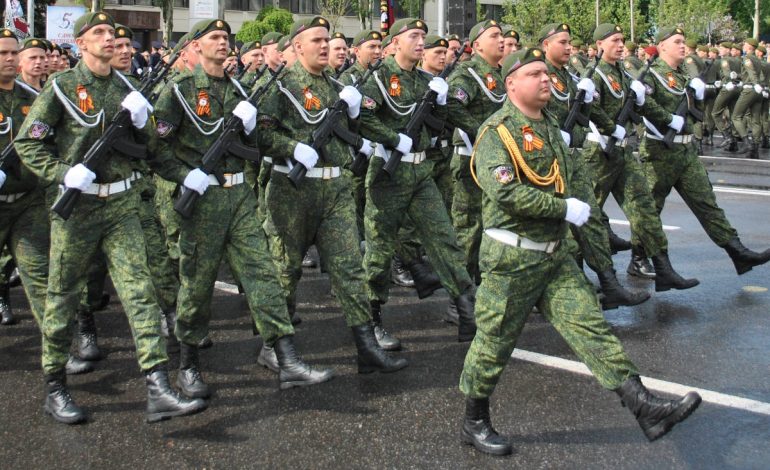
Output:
[754, 84, 763, 95]
[339, 86, 362, 119]
[0, 169, 5, 189]
[577, 78, 595, 103]
[233, 101, 257, 134]
[668, 115, 684, 132]
[714, 80, 722, 88]
[429, 77, 449, 105]
[725, 82, 735, 91]
[121, 90, 153, 129]
[293, 142, 319, 170]
[183, 168, 209, 195]
[763, 90, 769, 99]
[564, 198, 590, 227]
[689, 77, 705, 100]
[611, 124, 626, 140]
[358, 137, 375, 157]
[729, 71, 738, 80]
[395, 133, 413, 154]
[630, 80, 646, 106]
[560, 130, 571, 147]
[63, 163, 96, 191]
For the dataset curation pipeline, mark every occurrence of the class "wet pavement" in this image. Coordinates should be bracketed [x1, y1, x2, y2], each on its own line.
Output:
[2, 159, 770, 468]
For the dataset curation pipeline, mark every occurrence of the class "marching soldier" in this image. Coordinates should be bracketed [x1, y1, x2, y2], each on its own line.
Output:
[239, 39, 264, 82]
[701, 45, 720, 147]
[501, 27, 519, 58]
[446, 34, 462, 65]
[758, 45, 770, 148]
[730, 38, 763, 159]
[328, 31, 348, 73]
[17, 38, 47, 91]
[623, 41, 643, 77]
[277, 35, 298, 67]
[458, 47, 701, 456]
[711, 42, 741, 151]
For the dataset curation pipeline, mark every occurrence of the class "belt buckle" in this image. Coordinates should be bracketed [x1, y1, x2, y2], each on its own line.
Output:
[322, 167, 333, 180]
[223, 173, 233, 188]
[97, 184, 110, 198]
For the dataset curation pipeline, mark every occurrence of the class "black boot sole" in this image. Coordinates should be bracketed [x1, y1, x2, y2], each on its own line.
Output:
[655, 278, 700, 292]
[279, 371, 334, 390]
[601, 292, 651, 310]
[358, 358, 408, 374]
[146, 401, 208, 423]
[643, 392, 702, 441]
[460, 428, 513, 456]
[43, 405, 87, 425]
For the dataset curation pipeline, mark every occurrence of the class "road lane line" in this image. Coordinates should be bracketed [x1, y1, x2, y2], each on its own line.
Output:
[512, 349, 770, 416]
[609, 218, 680, 231]
[713, 186, 770, 197]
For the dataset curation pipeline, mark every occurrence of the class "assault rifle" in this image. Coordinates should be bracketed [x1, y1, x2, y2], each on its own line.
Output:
[661, 62, 710, 149]
[562, 49, 604, 143]
[604, 53, 657, 155]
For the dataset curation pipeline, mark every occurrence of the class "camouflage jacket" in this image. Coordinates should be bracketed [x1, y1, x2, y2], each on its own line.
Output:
[639, 59, 694, 135]
[545, 59, 589, 145]
[446, 53, 505, 145]
[740, 53, 763, 85]
[683, 53, 705, 80]
[338, 60, 366, 86]
[1, 80, 38, 194]
[15, 60, 148, 186]
[622, 56, 644, 78]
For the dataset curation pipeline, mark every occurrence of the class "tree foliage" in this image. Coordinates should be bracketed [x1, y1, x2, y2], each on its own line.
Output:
[235, 7, 294, 43]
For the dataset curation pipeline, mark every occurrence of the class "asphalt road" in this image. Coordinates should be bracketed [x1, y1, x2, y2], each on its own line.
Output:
[1, 172, 769, 469]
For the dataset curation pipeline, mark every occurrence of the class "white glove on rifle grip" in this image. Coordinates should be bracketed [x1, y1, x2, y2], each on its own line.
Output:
[611, 124, 626, 140]
[754, 84, 764, 95]
[294, 142, 319, 170]
[121, 90, 153, 129]
[714, 80, 722, 88]
[577, 78, 595, 103]
[668, 115, 684, 132]
[358, 138, 375, 157]
[183, 168, 209, 195]
[233, 101, 257, 134]
[560, 130, 571, 147]
[395, 133, 413, 155]
[689, 77, 705, 100]
[429, 77, 449, 105]
[725, 82, 735, 91]
[63, 163, 96, 191]
[630, 80, 646, 106]
[564, 198, 590, 227]
[339, 86, 362, 118]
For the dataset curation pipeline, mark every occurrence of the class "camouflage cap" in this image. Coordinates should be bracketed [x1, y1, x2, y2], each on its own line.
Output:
[190, 19, 231, 39]
[501, 47, 544, 77]
[469, 19, 501, 44]
[745, 37, 758, 48]
[424, 34, 448, 49]
[538, 23, 570, 43]
[625, 41, 637, 51]
[757, 45, 766, 54]
[0, 28, 17, 41]
[262, 32, 283, 46]
[390, 18, 428, 37]
[352, 29, 383, 47]
[696, 45, 708, 53]
[74, 11, 114, 38]
[330, 31, 346, 41]
[20, 38, 47, 52]
[114, 23, 133, 40]
[503, 28, 519, 42]
[655, 26, 684, 43]
[446, 34, 462, 43]
[277, 35, 292, 52]
[289, 16, 330, 39]
[570, 38, 583, 47]
[593, 23, 623, 42]
[240, 40, 262, 55]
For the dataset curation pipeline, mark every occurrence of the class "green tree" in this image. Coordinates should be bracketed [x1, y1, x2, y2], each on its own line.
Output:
[658, 0, 730, 42]
[235, 7, 294, 43]
[502, 0, 595, 44]
[152, 0, 174, 44]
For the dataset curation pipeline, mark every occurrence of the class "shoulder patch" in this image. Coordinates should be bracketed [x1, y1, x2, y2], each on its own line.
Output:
[258, 114, 275, 129]
[156, 119, 173, 137]
[453, 87, 469, 104]
[28, 120, 49, 139]
[493, 165, 514, 184]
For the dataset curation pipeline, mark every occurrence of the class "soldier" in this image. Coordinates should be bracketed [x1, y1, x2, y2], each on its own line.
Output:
[358, 17, 477, 343]
[458, 47, 702, 456]
[700, 46, 720, 147]
[328, 31, 348, 73]
[730, 38, 764, 158]
[256, 16, 408, 373]
[446, 34, 462, 65]
[638, 27, 770, 277]
[568, 39, 587, 75]
[381, 34, 395, 58]
[501, 27, 519, 58]
[15, 11, 206, 424]
[239, 39, 264, 77]
[683, 39, 707, 153]
[711, 42, 741, 150]
[277, 34, 298, 68]
[261, 32, 284, 75]
[17, 38, 47, 91]
[758, 45, 770, 148]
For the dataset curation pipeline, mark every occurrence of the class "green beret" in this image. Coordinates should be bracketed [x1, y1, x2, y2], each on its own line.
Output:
[593, 23, 623, 42]
[277, 35, 292, 52]
[570, 39, 583, 47]
[0, 28, 17, 40]
[758, 45, 767, 54]
[352, 29, 382, 47]
[73, 12, 114, 38]
[262, 32, 282, 46]
[625, 41, 637, 51]
[745, 38, 758, 48]
[539, 23, 570, 43]
[51, 42, 63, 54]
[503, 28, 519, 42]
[469, 19, 501, 44]
[731, 42, 742, 50]
[390, 18, 428, 37]
[684, 38, 698, 48]
[381, 34, 393, 49]
[424, 34, 449, 49]
[190, 19, 231, 39]
[719, 41, 732, 48]
[709, 47, 719, 53]
[696, 45, 708, 53]
[240, 40, 262, 55]
[114, 23, 133, 40]
[446, 34, 461, 43]
[289, 16, 330, 39]
[20, 38, 46, 52]
[501, 47, 545, 77]
[174, 32, 192, 52]
[330, 31, 346, 41]
[655, 26, 684, 43]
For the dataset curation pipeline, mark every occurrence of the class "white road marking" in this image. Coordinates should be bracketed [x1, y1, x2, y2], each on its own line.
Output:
[609, 218, 680, 231]
[512, 349, 770, 416]
[713, 186, 770, 197]
[215, 281, 240, 294]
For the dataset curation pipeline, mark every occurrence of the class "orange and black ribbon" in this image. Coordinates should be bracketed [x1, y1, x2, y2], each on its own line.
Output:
[303, 87, 321, 110]
[196, 90, 211, 117]
[666, 72, 677, 89]
[389, 75, 401, 97]
[76, 85, 94, 113]
[485, 73, 497, 91]
[550, 74, 565, 93]
[608, 75, 622, 92]
[521, 126, 544, 152]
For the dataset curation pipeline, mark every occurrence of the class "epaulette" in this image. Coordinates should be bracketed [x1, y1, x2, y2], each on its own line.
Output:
[170, 69, 194, 84]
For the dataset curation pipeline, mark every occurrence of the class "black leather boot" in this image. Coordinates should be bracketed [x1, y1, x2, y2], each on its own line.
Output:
[444, 298, 459, 325]
[723, 237, 770, 275]
[651, 252, 700, 292]
[0, 284, 15, 325]
[627, 246, 655, 279]
[198, 335, 213, 349]
[273, 336, 334, 390]
[257, 344, 279, 373]
[735, 136, 753, 155]
[455, 292, 477, 342]
[719, 136, 733, 149]
[749, 141, 760, 159]
[406, 259, 443, 299]
[460, 397, 512, 456]
[177, 342, 211, 398]
[65, 355, 94, 375]
[391, 256, 415, 287]
[146, 366, 207, 423]
[608, 230, 632, 254]
[351, 324, 408, 374]
[370, 300, 401, 351]
[615, 375, 701, 441]
[76, 309, 101, 361]
[91, 292, 110, 312]
[160, 309, 176, 338]
[44, 370, 86, 424]
[597, 270, 650, 310]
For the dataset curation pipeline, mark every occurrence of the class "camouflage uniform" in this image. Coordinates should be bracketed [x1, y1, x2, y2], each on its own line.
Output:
[710, 54, 741, 141]
[730, 52, 764, 145]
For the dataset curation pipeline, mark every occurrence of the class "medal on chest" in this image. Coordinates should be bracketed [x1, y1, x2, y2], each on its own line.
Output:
[666, 72, 677, 89]
[0, 112, 4, 122]
[521, 126, 544, 152]
[550, 73, 565, 93]
[196, 89, 211, 117]
[76, 84, 94, 113]
[607, 74, 622, 92]
[303, 87, 321, 110]
[485, 73, 497, 91]
[389, 74, 402, 97]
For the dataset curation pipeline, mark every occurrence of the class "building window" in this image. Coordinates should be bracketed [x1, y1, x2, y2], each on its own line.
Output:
[173, 0, 189, 7]
[478, 4, 504, 23]
[291, 0, 319, 14]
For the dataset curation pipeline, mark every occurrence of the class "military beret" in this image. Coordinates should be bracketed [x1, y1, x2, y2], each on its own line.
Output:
[174, 32, 191, 52]
[719, 41, 732, 48]
[709, 47, 719, 53]
[446, 34, 462, 43]
[424, 34, 449, 49]
[114, 24, 133, 40]
[745, 37, 758, 48]
[731, 42, 742, 50]
[643, 45, 658, 56]
[625, 41, 637, 51]
[696, 45, 708, 53]
[151, 40, 162, 49]
[503, 28, 519, 42]
[539, 23, 570, 43]
[0, 28, 17, 40]
[51, 43, 63, 54]
[74, 12, 114, 38]
[501, 47, 545, 77]
[390, 18, 428, 37]
[330, 31, 346, 41]
[381, 34, 393, 49]
[352, 29, 382, 47]
[758, 45, 767, 54]
[684, 38, 698, 48]
[261, 32, 283, 46]
[469, 19, 501, 44]
[570, 38, 583, 47]
[240, 40, 262, 55]
[655, 26, 684, 43]
[593, 23, 623, 42]
[20, 38, 46, 52]
[190, 19, 231, 39]
[289, 16, 330, 39]
[169, 41, 177, 49]
[277, 35, 292, 52]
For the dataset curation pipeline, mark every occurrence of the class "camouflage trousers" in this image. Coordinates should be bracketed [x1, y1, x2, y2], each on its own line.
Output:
[711, 88, 740, 136]
[450, 150, 482, 284]
[639, 138, 737, 246]
[582, 143, 667, 257]
[428, 143, 453, 211]
[364, 155, 473, 303]
[265, 171, 370, 327]
[0, 190, 49, 325]
[731, 89, 763, 139]
[153, 175, 181, 264]
[43, 188, 167, 374]
[175, 183, 293, 346]
[459, 234, 638, 398]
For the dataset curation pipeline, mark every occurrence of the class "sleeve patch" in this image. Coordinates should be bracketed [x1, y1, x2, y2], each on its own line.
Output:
[493, 165, 514, 184]
[156, 119, 173, 137]
[362, 96, 376, 109]
[28, 120, 49, 139]
[453, 87, 469, 104]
